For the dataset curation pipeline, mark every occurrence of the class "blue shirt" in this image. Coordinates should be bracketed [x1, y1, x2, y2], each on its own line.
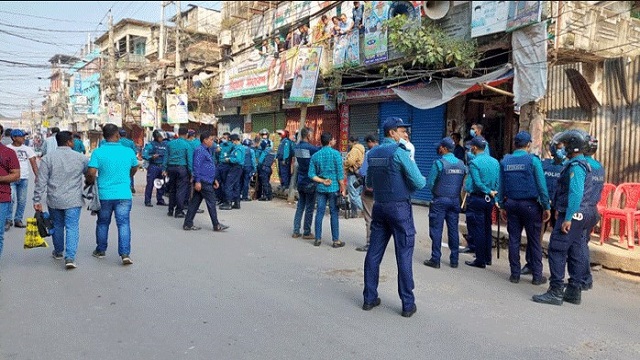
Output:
[256, 147, 273, 165]
[227, 143, 245, 165]
[119, 137, 137, 153]
[465, 151, 500, 198]
[309, 145, 344, 193]
[564, 154, 588, 222]
[192, 144, 216, 184]
[365, 138, 426, 191]
[72, 138, 86, 154]
[88, 142, 138, 200]
[163, 138, 194, 174]
[428, 152, 461, 192]
[142, 141, 167, 166]
[189, 138, 201, 150]
[497, 149, 550, 210]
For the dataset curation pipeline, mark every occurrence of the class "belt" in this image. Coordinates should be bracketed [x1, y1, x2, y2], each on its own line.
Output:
[470, 192, 486, 197]
[167, 164, 186, 167]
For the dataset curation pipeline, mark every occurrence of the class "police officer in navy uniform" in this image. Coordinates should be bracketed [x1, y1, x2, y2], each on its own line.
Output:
[142, 130, 168, 207]
[533, 129, 594, 306]
[240, 139, 256, 202]
[291, 127, 320, 239]
[522, 138, 566, 275]
[219, 134, 245, 210]
[362, 117, 426, 318]
[216, 132, 233, 204]
[464, 136, 499, 269]
[276, 129, 294, 191]
[423, 137, 466, 269]
[497, 131, 551, 285]
[582, 135, 604, 290]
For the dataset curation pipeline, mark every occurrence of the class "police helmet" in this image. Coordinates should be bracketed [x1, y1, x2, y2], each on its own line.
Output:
[242, 139, 252, 147]
[585, 135, 598, 155]
[555, 129, 589, 155]
[260, 139, 269, 150]
[152, 130, 163, 140]
[259, 128, 269, 136]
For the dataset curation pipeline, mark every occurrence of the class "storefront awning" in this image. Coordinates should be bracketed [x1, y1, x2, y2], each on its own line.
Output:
[391, 64, 513, 110]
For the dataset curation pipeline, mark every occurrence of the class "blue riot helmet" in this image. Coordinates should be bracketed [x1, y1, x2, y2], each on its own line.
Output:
[585, 135, 598, 156]
[555, 129, 589, 155]
[242, 139, 252, 147]
[260, 139, 269, 150]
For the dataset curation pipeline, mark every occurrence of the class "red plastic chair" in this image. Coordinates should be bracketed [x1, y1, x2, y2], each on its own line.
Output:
[600, 183, 640, 249]
[597, 183, 617, 216]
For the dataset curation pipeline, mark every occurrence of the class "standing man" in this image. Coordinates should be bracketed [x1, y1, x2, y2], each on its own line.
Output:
[119, 129, 138, 193]
[582, 135, 604, 291]
[497, 131, 550, 285]
[423, 137, 466, 269]
[451, 133, 466, 162]
[72, 133, 86, 154]
[162, 127, 193, 218]
[362, 117, 426, 318]
[464, 136, 500, 269]
[142, 130, 168, 207]
[258, 128, 273, 148]
[41, 127, 60, 156]
[7, 129, 38, 229]
[276, 129, 294, 192]
[33, 131, 88, 269]
[86, 123, 139, 265]
[240, 139, 256, 202]
[219, 134, 244, 210]
[292, 127, 320, 239]
[0, 124, 20, 267]
[355, 133, 378, 252]
[182, 131, 229, 232]
[467, 123, 490, 160]
[215, 132, 233, 205]
[533, 130, 594, 306]
[256, 140, 275, 201]
[308, 132, 345, 248]
[344, 136, 365, 218]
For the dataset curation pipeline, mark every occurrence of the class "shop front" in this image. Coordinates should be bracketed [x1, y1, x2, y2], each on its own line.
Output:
[283, 93, 339, 147]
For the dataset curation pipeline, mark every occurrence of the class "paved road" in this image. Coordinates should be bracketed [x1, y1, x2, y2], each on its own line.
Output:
[1, 180, 639, 359]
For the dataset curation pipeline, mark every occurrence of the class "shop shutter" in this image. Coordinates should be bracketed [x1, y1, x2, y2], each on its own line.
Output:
[349, 103, 379, 143]
[411, 104, 446, 202]
[251, 113, 274, 134]
[218, 115, 244, 135]
[378, 100, 411, 139]
[275, 112, 286, 130]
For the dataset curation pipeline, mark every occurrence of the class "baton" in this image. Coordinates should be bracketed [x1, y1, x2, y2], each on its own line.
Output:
[496, 207, 500, 259]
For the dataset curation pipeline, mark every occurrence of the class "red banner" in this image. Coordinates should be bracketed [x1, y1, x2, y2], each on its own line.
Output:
[339, 104, 350, 152]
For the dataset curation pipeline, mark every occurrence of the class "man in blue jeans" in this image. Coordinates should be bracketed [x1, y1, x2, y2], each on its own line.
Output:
[86, 123, 139, 265]
[308, 132, 346, 248]
[7, 129, 38, 229]
[292, 127, 320, 239]
[33, 131, 88, 269]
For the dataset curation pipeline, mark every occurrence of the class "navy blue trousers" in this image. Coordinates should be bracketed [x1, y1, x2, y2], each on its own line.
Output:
[466, 195, 493, 266]
[216, 163, 229, 202]
[581, 209, 599, 286]
[428, 197, 460, 265]
[278, 158, 292, 189]
[144, 164, 164, 204]
[504, 199, 544, 279]
[224, 165, 243, 203]
[364, 200, 416, 312]
[548, 209, 593, 289]
[241, 166, 254, 200]
[167, 165, 189, 214]
[258, 168, 272, 199]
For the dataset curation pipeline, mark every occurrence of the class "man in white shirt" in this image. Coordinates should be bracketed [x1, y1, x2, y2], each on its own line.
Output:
[6, 129, 38, 229]
[42, 127, 59, 156]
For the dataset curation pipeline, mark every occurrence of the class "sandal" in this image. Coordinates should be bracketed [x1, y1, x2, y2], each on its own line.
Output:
[332, 240, 345, 248]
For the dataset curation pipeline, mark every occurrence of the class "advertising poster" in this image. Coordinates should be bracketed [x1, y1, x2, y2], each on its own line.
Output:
[506, 1, 542, 32]
[166, 93, 188, 124]
[363, 1, 390, 64]
[283, 47, 299, 81]
[223, 54, 285, 98]
[334, 31, 360, 69]
[140, 95, 157, 127]
[289, 46, 323, 103]
[107, 101, 122, 127]
[471, 1, 510, 38]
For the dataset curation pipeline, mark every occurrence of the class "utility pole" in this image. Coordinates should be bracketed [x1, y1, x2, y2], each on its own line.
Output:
[287, 104, 307, 203]
[159, 1, 166, 60]
[175, 0, 181, 82]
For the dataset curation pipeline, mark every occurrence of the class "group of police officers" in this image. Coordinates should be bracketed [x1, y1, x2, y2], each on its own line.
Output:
[140, 118, 604, 317]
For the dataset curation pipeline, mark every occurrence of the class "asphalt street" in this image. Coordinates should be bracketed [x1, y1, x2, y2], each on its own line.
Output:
[1, 178, 639, 359]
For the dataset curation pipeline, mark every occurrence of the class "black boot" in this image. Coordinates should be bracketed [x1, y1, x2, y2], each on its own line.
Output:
[232, 201, 241, 209]
[532, 286, 564, 306]
[219, 202, 233, 210]
[563, 284, 582, 305]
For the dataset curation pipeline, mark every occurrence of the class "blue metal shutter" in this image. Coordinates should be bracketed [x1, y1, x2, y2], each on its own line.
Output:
[349, 104, 379, 144]
[411, 104, 446, 202]
[378, 100, 411, 139]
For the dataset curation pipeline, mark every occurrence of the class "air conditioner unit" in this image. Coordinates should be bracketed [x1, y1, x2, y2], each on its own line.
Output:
[219, 30, 233, 47]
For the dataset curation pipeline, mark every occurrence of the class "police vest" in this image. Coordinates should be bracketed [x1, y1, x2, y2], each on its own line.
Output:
[554, 159, 593, 213]
[585, 161, 605, 207]
[501, 154, 538, 200]
[368, 143, 412, 203]
[150, 141, 167, 165]
[218, 142, 233, 162]
[262, 153, 276, 171]
[295, 144, 314, 187]
[277, 139, 291, 159]
[433, 158, 465, 198]
[542, 159, 563, 205]
[243, 147, 254, 168]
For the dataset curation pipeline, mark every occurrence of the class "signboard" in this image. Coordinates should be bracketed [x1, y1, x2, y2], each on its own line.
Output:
[339, 104, 349, 152]
[282, 93, 334, 110]
[289, 46, 323, 103]
[333, 31, 360, 69]
[140, 95, 157, 127]
[240, 94, 280, 115]
[74, 75, 82, 95]
[222, 54, 285, 98]
[436, 2, 472, 39]
[166, 93, 188, 124]
[471, 1, 510, 38]
[107, 101, 122, 127]
[363, 1, 390, 65]
[506, 1, 542, 32]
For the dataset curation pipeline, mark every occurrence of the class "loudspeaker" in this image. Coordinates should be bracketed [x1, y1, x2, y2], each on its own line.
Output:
[423, 1, 451, 20]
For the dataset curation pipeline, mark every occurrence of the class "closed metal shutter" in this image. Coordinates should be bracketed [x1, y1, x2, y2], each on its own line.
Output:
[218, 115, 244, 135]
[251, 113, 274, 134]
[275, 112, 286, 130]
[411, 104, 446, 202]
[349, 103, 379, 143]
[378, 100, 411, 139]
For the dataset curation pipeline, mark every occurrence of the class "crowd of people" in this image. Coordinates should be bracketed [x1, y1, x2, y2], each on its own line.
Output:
[0, 118, 605, 316]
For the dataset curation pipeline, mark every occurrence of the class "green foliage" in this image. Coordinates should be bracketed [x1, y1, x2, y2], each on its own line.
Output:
[195, 80, 218, 112]
[386, 15, 479, 73]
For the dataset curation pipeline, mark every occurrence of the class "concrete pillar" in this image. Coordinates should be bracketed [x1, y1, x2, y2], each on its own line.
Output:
[520, 101, 544, 156]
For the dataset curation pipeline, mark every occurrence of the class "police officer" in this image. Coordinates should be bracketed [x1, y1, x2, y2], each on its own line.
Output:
[423, 137, 466, 269]
[216, 132, 233, 204]
[464, 136, 499, 269]
[142, 130, 168, 207]
[219, 134, 244, 210]
[582, 135, 604, 290]
[276, 129, 294, 191]
[363, 117, 426, 318]
[497, 131, 551, 285]
[259, 128, 274, 149]
[256, 139, 275, 201]
[292, 127, 320, 239]
[522, 138, 566, 275]
[533, 129, 594, 306]
[240, 139, 256, 202]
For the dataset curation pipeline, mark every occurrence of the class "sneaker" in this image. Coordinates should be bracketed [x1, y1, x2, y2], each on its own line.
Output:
[292, 233, 302, 238]
[92, 250, 106, 258]
[183, 225, 201, 231]
[213, 223, 229, 232]
[65, 259, 77, 269]
[332, 240, 345, 248]
[121, 255, 133, 265]
[52, 251, 64, 260]
[355, 245, 369, 252]
[313, 239, 321, 247]
[302, 233, 315, 240]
